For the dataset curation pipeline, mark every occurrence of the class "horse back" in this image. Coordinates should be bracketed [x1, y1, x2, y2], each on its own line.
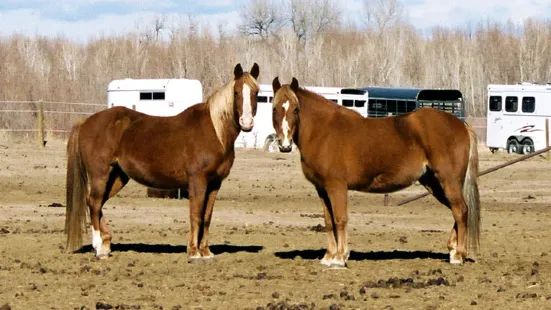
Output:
[78, 107, 146, 164]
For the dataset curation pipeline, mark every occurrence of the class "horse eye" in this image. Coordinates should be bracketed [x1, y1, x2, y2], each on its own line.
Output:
[293, 108, 299, 114]
[234, 91, 238, 96]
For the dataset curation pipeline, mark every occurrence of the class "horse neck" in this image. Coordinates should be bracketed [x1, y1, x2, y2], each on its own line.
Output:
[294, 90, 332, 150]
[219, 116, 240, 152]
[207, 82, 240, 152]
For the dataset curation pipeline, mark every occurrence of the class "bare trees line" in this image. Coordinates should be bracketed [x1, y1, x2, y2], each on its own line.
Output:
[0, 1, 550, 120]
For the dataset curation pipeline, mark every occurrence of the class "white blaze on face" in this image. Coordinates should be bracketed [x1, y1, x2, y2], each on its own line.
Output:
[239, 84, 254, 130]
[91, 227, 102, 251]
[281, 101, 291, 148]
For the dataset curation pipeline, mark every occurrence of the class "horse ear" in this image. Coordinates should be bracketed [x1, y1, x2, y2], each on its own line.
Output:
[272, 77, 281, 94]
[290, 77, 299, 91]
[250, 63, 260, 80]
[234, 63, 243, 78]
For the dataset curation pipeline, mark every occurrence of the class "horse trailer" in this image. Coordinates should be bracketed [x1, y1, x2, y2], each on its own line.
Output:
[348, 87, 465, 119]
[486, 83, 551, 155]
[107, 78, 203, 117]
[235, 84, 369, 151]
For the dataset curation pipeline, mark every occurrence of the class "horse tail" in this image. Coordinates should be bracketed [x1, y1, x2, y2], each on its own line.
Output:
[463, 125, 481, 253]
[65, 120, 88, 253]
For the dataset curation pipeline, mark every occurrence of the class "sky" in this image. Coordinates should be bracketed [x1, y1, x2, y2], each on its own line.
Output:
[0, 0, 550, 41]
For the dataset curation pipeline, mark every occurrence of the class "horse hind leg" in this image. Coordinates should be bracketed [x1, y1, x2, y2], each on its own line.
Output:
[419, 171, 464, 264]
[87, 184, 109, 258]
[89, 166, 129, 259]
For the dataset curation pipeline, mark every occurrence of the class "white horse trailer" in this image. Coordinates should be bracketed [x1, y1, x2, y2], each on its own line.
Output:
[486, 83, 551, 154]
[235, 84, 369, 151]
[107, 78, 203, 117]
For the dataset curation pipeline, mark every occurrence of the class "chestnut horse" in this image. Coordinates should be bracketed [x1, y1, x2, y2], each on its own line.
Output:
[271, 77, 480, 268]
[65, 63, 260, 263]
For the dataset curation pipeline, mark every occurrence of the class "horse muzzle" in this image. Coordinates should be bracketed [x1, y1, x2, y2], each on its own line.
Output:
[278, 139, 293, 153]
[239, 116, 254, 132]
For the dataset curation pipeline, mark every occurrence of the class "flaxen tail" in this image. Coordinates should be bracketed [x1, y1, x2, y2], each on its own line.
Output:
[65, 120, 88, 253]
[462, 126, 481, 253]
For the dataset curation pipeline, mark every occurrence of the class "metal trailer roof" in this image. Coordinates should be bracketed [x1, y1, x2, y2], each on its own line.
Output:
[108, 78, 201, 92]
[488, 83, 551, 92]
[343, 87, 463, 101]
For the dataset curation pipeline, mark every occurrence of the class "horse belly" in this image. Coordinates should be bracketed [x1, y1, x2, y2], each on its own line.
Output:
[354, 165, 426, 194]
[118, 155, 190, 190]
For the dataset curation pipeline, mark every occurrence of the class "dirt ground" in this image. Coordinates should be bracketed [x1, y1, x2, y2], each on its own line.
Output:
[1, 140, 551, 310]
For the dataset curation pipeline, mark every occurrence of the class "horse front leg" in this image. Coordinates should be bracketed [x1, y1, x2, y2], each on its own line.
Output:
[316, 187, 338, 266]
[198, 181, 222, 260]
[187, 174, 207, 264]
[325, 183, 349, 268]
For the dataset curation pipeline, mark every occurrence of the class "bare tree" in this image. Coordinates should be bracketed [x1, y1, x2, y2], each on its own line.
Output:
[153, 15, 167, 41]
[286, 0, 341, 44]
[239, 0, 283, 40]
[362, 0, 404, 32]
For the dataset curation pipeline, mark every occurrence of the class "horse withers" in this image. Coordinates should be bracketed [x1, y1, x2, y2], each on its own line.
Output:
[65, 63, 260, 263]
[271, 77, 480, 268]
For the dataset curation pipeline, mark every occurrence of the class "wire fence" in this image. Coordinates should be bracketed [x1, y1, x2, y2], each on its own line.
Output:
[0, 100, 490, 147]
[0, 100, 105, 143]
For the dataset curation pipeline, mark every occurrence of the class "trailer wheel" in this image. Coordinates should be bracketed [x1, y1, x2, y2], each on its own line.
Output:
[520, 139, 534, 155]
[506, 139, 520, 154]
[263, 135, 279, 153]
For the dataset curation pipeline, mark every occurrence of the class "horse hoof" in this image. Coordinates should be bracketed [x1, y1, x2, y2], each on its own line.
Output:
[326, 265, 347, 270]
[188, 256, 203, 264]
[449, 257, 464, 265]
[320, 258, 347, 269]
[449, 249, 464, 265]
[96, 253, 110, 260]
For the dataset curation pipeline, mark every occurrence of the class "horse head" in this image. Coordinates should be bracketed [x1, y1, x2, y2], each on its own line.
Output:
[233, 63, 260, 132]
[271, 76, 300, 153]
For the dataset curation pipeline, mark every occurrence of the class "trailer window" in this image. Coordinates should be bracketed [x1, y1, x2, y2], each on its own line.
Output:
[522, 97, 535, 113]
[140, 92, 152, 100]
[354, 100, 366, 108]
[505, 96, 518, 112]
[140, 92, 165, 100]
[489, 96, 501, 111]
[152, 92, 165, 100]
[257, 96, 268, 103]
[342, 99, 354, 107]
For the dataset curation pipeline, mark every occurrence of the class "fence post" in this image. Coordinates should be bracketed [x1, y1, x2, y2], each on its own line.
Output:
[546, 118, 550, 161]
[37, 100, 45, 148]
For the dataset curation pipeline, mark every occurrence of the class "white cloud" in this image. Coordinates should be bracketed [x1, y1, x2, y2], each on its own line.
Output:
[404, 0, 550, 30]
[0, 9, 143, 40]
[0, 8, 241, 42]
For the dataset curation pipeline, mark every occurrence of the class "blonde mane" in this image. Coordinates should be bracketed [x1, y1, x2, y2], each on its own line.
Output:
[208, 73, 259, 148]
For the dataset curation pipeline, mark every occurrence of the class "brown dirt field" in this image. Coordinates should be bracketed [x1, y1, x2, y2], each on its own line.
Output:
[1, 140, 551, 310]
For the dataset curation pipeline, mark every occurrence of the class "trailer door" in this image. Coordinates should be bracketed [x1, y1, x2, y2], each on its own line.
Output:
[486, 95, 504, 149]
